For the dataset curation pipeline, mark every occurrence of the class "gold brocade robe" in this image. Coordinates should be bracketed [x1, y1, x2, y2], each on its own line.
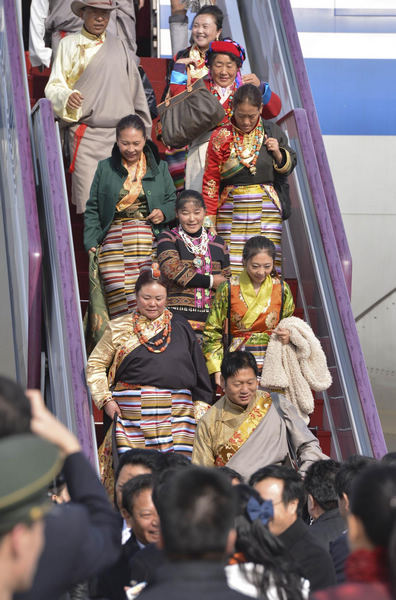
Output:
[192, 391, 327, 480]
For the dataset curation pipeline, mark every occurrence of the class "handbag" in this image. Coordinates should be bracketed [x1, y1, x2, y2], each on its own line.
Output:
[157, 69, 226, 149]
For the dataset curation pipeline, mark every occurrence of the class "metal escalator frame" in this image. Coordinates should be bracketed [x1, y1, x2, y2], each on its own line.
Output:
[30, 98, 98, 468]
[281, 109, 374, 458]
[226, 0, 386, 457]
[1, 0, 42, 387]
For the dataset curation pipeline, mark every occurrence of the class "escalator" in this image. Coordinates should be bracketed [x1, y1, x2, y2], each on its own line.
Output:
[0, 0, 386, 462]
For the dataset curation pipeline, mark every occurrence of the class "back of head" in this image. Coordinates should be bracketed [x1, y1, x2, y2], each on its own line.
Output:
[349, 464, 396, 593]
[156, 467, 236, 560]
[233, 484, 304, 600]
[304, 459, 340, 511]
[382, 452, 396, 467]
[0, 376, 31, 438]
[249, 465, 305, 515]
[335, 455, 377, 499]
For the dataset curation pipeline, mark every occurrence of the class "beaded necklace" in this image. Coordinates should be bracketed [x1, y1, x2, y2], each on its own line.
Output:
[132, 309, 172, 353]
[178, 225, 209, 269]
[232, 119, 264, 175]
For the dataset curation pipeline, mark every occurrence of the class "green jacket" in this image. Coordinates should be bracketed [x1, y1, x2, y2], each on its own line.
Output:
[84, 143, 176, 251]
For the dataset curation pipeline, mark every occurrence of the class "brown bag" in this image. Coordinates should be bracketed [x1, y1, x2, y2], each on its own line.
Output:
[157, 70, 226, 149]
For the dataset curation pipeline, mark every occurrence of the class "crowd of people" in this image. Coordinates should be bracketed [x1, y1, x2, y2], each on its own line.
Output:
[2, 377, 396, 600]
[12, 1, 394, 599]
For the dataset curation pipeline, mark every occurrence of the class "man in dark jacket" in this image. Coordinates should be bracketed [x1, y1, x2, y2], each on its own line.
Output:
[304, 459, 346, 550]
[137, 467, 251, 600]
[250, 464, 336, 592]
[0, 377, 121, 600]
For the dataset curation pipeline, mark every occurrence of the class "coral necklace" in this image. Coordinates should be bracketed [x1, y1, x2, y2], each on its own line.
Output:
[132, 310, 172, 353]
[233, 119, 264, 175]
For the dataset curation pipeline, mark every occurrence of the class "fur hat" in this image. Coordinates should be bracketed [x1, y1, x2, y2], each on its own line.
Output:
[71, 0, 116, 18]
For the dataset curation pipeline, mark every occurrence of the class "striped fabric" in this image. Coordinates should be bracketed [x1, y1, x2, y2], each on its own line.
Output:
[113, 384, 196, 455]
[98, 217, 155, 318]
[165, 147, 188, 192]
[216, 184, 283, 275]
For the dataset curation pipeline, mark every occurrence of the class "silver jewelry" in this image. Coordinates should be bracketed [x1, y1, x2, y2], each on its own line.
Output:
[178, 225, 209, 266]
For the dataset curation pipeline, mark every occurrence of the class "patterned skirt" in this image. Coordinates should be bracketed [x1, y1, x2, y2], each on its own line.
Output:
[113, 383, 196, 455]
[216, 183, 283, 275]
[98, 217, 155, 319]
[165, 147, 187, 192]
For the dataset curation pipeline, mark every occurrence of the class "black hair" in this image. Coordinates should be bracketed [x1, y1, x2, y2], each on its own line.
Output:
[121, 473, 154, 516]
[220, 351, 259, 382]
[349, 464, 396, 595]
[207, 50, 242, 69]
[218, 466, 244, 484]
[155, 466, 237, 560]
[0, 376, 31, 438]
[242, 235, 277, 278]
[334, 455, 377, 499]
[193, 5, 223, 31]
[161, 453, 192, 470]
[304, 459, 340, 512]
[382, 452, 396, 467]
[135, 269, 168, 296]
[233, 83, 263, 110]
[243, 235, 276, 263]
[234, 485, 304, 600]
[249, 465, 305, 516]
[116, 114, 146, 140]
[114, 448, 163, 485]
[176, 189, 206, 212]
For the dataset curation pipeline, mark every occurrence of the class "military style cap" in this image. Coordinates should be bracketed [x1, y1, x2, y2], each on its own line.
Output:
[0, 434, 64, 535]
[71, 0, 116, 18]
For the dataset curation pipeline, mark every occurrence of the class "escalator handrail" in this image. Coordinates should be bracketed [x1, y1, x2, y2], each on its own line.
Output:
[280, 107, 386, 458]
[4, 0, 42, 388]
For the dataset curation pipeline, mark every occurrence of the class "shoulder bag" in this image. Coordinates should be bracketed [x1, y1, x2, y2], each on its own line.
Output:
[157, 70, 226, 149]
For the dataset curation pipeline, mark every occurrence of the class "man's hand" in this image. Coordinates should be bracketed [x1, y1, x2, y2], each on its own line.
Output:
[27, 390, 81, 457]
[147, 209, 165, 225]
[66, 91, 84, 111]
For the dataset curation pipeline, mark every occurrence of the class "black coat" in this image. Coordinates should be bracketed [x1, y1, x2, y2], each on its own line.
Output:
[309, 508, 347, 551]
[278, 518, 336, 592]
[90, 532, 141, 600]
[138, 561, 252, 600]
[15, 452, 121, 600]
[329, 531, 349, 584]
[129, 544, 165, 585]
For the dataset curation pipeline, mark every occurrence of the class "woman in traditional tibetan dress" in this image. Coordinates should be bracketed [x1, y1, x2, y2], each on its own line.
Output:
[84, 114, 176, 319]
[157, 189, 230, 339]
[169, 39, 282, 193]
[86, 270, 213, 461]
[160, 5, 224, 192]
[202, 236, 294, 388]
[202, 83, 296, 274]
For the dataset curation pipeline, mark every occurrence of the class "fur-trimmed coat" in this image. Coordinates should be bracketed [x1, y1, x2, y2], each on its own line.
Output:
[260, 316, 332, 423]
